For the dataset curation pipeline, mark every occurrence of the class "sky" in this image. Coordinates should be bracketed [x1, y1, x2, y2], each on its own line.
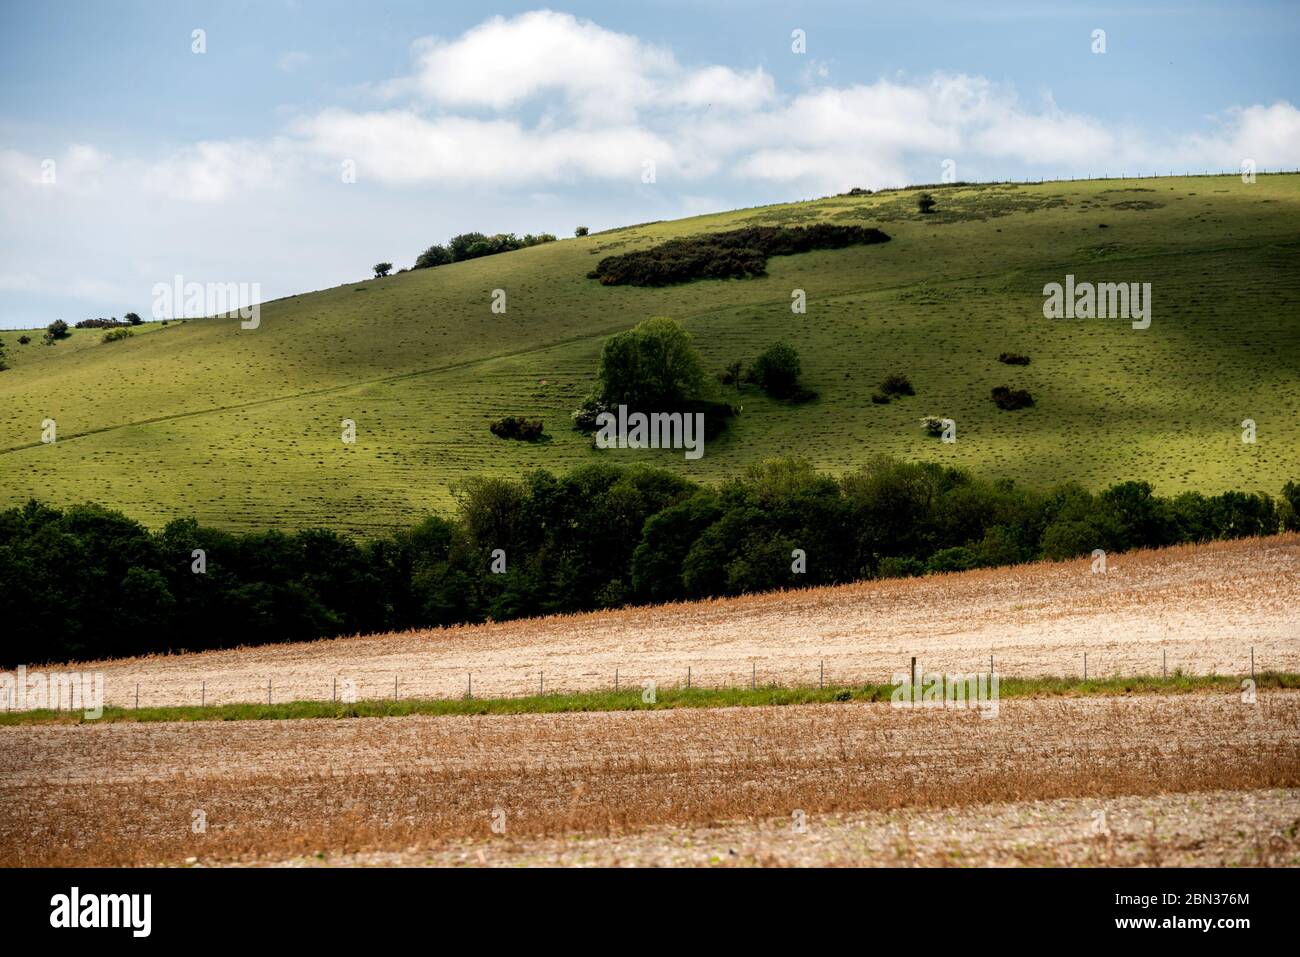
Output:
[0, 0, 1297, 329]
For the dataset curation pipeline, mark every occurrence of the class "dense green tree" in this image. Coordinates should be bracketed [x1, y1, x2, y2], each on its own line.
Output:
[596, 316, 707, 409]
[746, 342, 802, 399]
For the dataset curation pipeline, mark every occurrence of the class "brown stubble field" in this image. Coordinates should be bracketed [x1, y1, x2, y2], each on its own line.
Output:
[39, 533, 1300, 709]
[2, 691, 1298, 866]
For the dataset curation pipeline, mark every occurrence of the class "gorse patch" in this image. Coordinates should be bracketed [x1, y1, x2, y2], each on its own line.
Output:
[587, 224, 891, 286]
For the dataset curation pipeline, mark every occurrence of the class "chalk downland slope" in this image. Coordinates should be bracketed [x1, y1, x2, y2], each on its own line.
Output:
[2, 175, 1298, 534]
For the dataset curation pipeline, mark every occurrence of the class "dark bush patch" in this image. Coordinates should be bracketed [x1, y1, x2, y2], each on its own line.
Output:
[17, 335, 31, 345]
[871, 392, 890, 404]
[997, 352, 1031, 365]
[746, 342, 808, 400]
[102, 328, 134, 343]
[43, 320, 70, 344]
[879, 373, 914, 396]
[717, 360, 743, 387]
[489, 416, 544, 441]
[587, 224, 890, 287]
[992, 386, 1034, 410]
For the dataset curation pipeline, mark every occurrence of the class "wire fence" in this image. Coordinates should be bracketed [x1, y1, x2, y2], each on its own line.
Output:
[1, 644, 1281, 713]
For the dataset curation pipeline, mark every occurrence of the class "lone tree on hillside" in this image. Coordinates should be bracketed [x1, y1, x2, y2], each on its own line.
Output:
[125, 312, 143, 325]
[43, 319, 70, 344]
[917, 193, 937, 214]
[373, 262, 393, 278]
[575, 226, 589, 237]
[746, 342, 803, 399]
[596, 316, 707, 409]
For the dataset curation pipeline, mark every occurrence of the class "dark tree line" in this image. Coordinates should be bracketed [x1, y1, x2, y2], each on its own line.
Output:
[1, 458, 1295, 666]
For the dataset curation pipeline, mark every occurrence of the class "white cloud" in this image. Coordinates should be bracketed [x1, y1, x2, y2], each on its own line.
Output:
[1178, 102, 1300, 169]
[141, 141, 281, 203]
[294, 109, 671, 186]
[3, 9, 1298, 329]
[277, 51, 310, 73]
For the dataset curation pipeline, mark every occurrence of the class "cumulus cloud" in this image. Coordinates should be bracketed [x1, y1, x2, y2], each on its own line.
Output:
[3, 9, 1298, 328]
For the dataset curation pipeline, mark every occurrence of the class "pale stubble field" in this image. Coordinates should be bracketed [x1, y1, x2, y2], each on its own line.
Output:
[2, 534, 1297, 867]
[44, 534, 1300, 709]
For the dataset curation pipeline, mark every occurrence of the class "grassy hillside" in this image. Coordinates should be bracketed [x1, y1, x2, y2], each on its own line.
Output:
[2, 174, 1298, 535]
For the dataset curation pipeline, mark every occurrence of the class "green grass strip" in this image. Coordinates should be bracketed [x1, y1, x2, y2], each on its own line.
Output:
[1, 671, 1295, 726]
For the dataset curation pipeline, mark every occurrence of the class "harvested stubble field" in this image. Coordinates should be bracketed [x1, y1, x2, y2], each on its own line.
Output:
[48, 534, 1300, 709]
[264, 789, 1300, 868]
[1, 692, 1297, 866]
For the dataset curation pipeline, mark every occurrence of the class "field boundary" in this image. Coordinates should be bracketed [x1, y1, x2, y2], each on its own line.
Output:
[3, 671, 1293, 726]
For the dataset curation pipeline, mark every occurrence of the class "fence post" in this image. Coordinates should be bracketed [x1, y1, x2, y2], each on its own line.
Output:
[332, 677, 337, 703]
[1251, 647, 1255, 682]
[394, 674, 398, 699]
[820, 660, 824, 690]
[687, 666, 691, 690]
[910, 656, 916, 690]
[201, 681, 205, 708]
[539, 671, 543, 695]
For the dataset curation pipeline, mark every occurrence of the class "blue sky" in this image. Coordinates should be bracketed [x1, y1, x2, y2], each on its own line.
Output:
[1, 0, 1297, 328]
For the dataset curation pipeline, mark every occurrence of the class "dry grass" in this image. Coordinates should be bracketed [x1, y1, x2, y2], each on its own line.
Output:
[29, 533, 1300, 709]
[260, 789, 1300, 868]
[2, 691, 1297, 866]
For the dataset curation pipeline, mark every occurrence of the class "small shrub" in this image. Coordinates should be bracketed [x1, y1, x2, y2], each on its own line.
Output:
[102, 328, 134, 343]
[870, 392, 890, 404]
[43, 319, 70, 344]
[717, 360, 743, 388]
[747, 342, 803, 400]
[879, 373, 914, 396]
[571, 396, 610, 434]
[926, 546, 980, 574]
[373, 262, 392, 278]
[575, 226, 589, 237]
[489, 416, 544, 441]
[920, 416, 948, 436]
[877, 555, 926, 578]
[18, 335, 31, 345]
[991, 386, 1034, 410]
[917, 193, 937, 214]
[998, 352, 1030, 365]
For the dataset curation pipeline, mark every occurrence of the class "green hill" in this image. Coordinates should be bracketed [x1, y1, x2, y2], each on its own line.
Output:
[2, 174, 1298, 535]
